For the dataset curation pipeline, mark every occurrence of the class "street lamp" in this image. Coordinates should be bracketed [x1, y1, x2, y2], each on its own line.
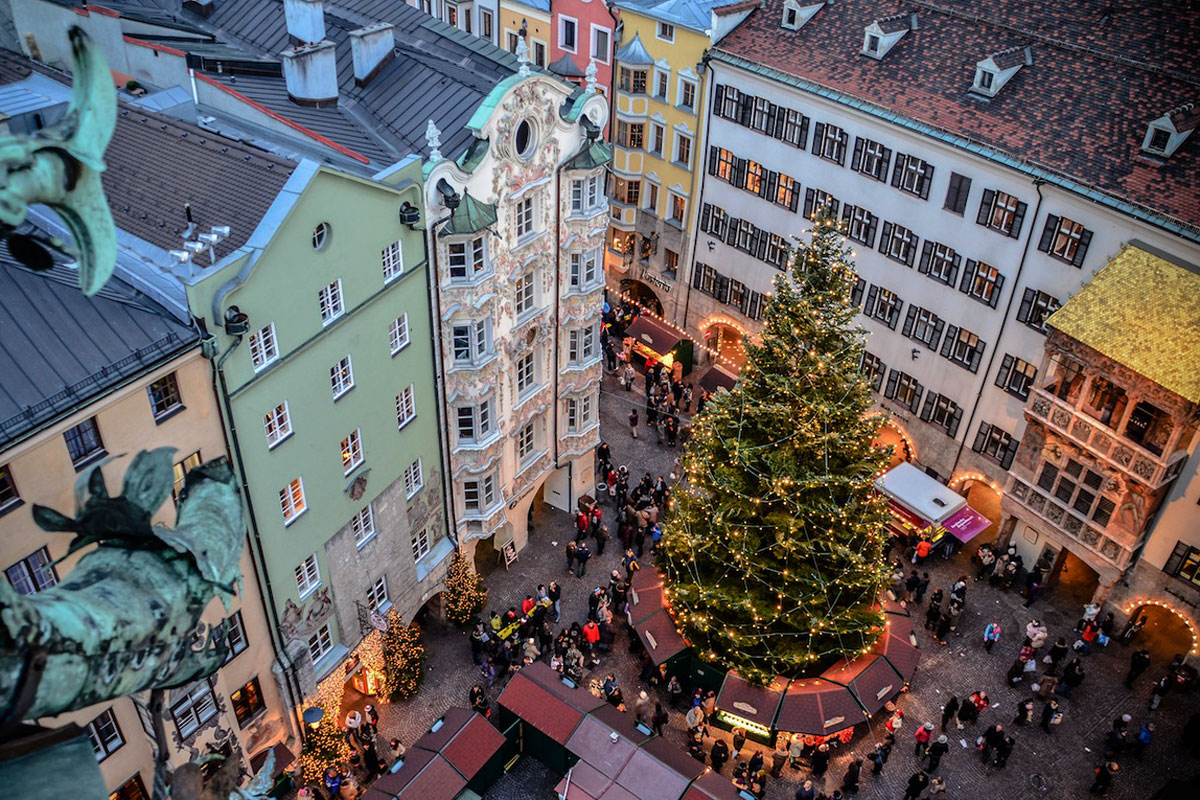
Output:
[302, 706, 325, 730]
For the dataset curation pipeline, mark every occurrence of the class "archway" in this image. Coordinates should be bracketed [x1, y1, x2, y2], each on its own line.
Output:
[948, 473, 1003, 556]
[701, 318, 748, 371]
[619, 279, 663, 317]
[873, 419, 915, 469]
[1120, 600, 1199, 660]
[1046, 548, 1099, 608]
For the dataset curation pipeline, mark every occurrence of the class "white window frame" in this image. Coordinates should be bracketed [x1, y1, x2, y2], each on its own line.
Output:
[463, 473, 498, 514]
[404, 458, 424, 498]
[678, 78, 696, 111]
[674, 132, 692, 167]
[396, 385, 417, 429]
[170, 680, 218, 740]
[669, 193, 686, 224]
[330, 355, 354, 399]
[650, 123, 665, 156]
[451, 319, 491, 364]
[307, 622, 333, 663]
[456, 398, 494, 443]
[569, 249, 600, 290]
[654, 69, 670, 101]
[897, 156, 930, 196]
[591, 25, 611, 64]
[657, 21, 675, 41]
[295, 553, 321, 599]
[515, 270, 535, 316]
[885, 224, 916, 264]
[318, 279, 344, 326]
[988, 191, 1020, 233]
[559, 15, 578, 52]
[367, 576, 389, 612]
[516, 351, 536, 396]
[949, 329, 981, 366]
[341, 429, 364, 475]
[570, 174, 603, 213]
[248, 323, 278, 372]
[928, 243, 958, 284]
[448, 236, 488, 282]
[517, 419, 536, 462]
[411, 527, 431, 562]
[389, 313, 410, 355]
[516, 196, 536, 239]
[350, 504, 376, 549]
[264, 402, 292, 449]
[280, 477, 306, 525]
[568, 326, 599, 364]
[566, 392, 595, 433]
[1051, 217, 1086, 261]
[382, 240, 404, 283]
[86, 708, 125, 762]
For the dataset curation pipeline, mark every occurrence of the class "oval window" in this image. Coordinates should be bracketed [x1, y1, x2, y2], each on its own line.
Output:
[312, 222, 331, 251]
[515, 120, 534, 158]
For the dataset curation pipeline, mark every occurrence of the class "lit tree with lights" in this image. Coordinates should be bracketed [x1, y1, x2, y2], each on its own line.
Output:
[443, 550, 489, 627]
[660, 211, 892, 685]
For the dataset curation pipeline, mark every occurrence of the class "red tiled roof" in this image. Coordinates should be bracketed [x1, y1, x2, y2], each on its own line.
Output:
[713, 0, 761, 17]
[715, 0, 1200, 230]
[440, 714, 505, 778]
[497, 670, 587, 744]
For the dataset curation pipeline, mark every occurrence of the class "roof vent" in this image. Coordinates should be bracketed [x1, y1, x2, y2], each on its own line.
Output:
[350, 23, 395, 86]
[283, 0, 325, 45]
[281, 40, 338, 107]
[781, 0, 825, 31]
[971, 46, 1031, 98]
[1142, 103, 1198, 158]
[862, 14, 915, 59]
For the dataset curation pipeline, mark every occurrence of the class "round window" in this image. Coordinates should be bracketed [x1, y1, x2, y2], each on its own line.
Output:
[515, 120, 534, 159]
[312, 222, 331, 251]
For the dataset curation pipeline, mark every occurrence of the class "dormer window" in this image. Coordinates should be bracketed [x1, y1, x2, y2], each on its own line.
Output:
[971, 47, 1030, 98]
[862, 14, 916, 60]
[977, 70, 994, 92]
[782, 0, 824, 31]
[1141, 104, 1196, 157]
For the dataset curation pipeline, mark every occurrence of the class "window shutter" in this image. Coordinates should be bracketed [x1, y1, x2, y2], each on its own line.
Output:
[753, 228, 766, 259]
[1163, 541, 1192, 576]
[919, 392, 936, 422]
[1037, 215, 1059, 252]
[829, 198, 841, 217]
[1009, 201, 1028, 239]
[1073, 229, 1093, 267]
[797, 115, 810, 150]
[905, 236, 918, 267]
[765, 171, 779, 203]
[878, 221, 893, 254]
[836, 130, 848, 165]
[941, 325, 959, 358]
[948, 405, 964, 438]
[715, 275, 730, 303]
[886, 298, 902, 330]
[841, 204, 854, 225]
[884, 368, 899, 399]
[931, 317, 945, 349]
[803, 187, 816, 219]
[865, 284, 880, 317]
[1017, 287, 1035, 323]
[707, 146, 719, 176]
[989, 272, 1005, 308]
[969, 338, 985, 372]
[919, 163, 934, 200]
[879, 146, 893, 179]
[692, 263, 705, 289]
[852, 137, 865, 172]
[902, 305, 917, 337]
[738, 94, 751, 126]
[1001, 436, 1020, 470]
[734, 158, 747, 188]
[909, 382, 924, 414]
[891, 154, 906, 188]
[813, 121, 826, 153]
[972, 422, 991, 453]
[866, 214, 878, 246]
[724, 216, 739, 245]
[959, 259, 978, 295]
[788, 184, 800, 212]
[995, 353, 1015, 389]
[772, 105, 786, 139]
[851, 277, 865, 306]
[948, 252, 961, 286]
[700, 203, 712, 233]
[918, 240, 933, 274]
[976, 188, 996, 226]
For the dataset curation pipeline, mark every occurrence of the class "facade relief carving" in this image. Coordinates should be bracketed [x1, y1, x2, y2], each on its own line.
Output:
[278, 586, 334, 644]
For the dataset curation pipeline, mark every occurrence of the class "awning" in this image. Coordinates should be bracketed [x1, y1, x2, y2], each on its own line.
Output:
[634, 609, 688, 666]
[623, 315, 684, 357]
[497, 663, 602, 745]
[775, 678, 863, 736]
[697, 366, 737, 394]
[941, 505, 992, 543]
[875, 462, 965, 523]
[871, 612, 921, 682]
[364, 748, 466, 800]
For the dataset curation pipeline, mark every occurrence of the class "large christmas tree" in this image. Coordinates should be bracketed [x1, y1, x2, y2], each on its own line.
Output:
[661, 214, 893, 685]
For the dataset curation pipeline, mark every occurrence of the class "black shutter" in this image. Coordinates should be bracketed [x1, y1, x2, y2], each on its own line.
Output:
[972, 422, 991, 453]
[692, 262, 705, 289]
[829, 197, 841, 216]
[700, 203, 712, 233]
[713, 84, 725, 116]
[798, 115, 810, 150]
[905, 235, 918, 267]
[902, 305, 917, 337]
[1001, 436, 1020, 470]
[884, 369, 899, 399]
[1017, 287, 1035, 323]
[836, 130, 848, 165]
[1037, 214, 1059, 252]
[803, 187, 816, 219]
[733, 158, 747, 188]
[852, 137, 865, 172]
[1163, 541, 1193, 576]
[841, 204, 854, 226]
[788, 182, 800, 212]
[918, 240, 933, 274]
[724, 216, 739, 245]
[812, 122, 825, 156]
[1009, 201, 1028, 239]
[948, 405, 963, 438]
[738, 93, 751, 127]
[976, 188, 996, 226]
[909, 382, 924, 414]
[714, 274, 730, 303]
[886, 298, 902, 330]
[919, 392, 936, 422]
[969, 338, 985, 373]
[959, 259, 978, 294]
[772, 105, 786, 139]
[931, 317, 945, 350]
[765, 171, 779, 203]
[753, 228, 767, 260]
[851, 277, 865, 306]
[941, 325, 959, 358]
[989, 272, 1005, 308]
[995, 353, 1015, 389]
[707, 145, 719, 176]
[919, 163, 934, 200]
[864, 284, 880, 317]
[1073, 229, 1093, 267]
[866, 214, 878, 247]
[948, 252, 962, 286]
[878, 146, 893, 180]
[765, 103, 778, 136]
[891, 154, 906, 188]
[878, 221, 893, 254]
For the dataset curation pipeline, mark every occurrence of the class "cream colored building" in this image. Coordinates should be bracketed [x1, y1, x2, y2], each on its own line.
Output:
[0, 257, 289, 799]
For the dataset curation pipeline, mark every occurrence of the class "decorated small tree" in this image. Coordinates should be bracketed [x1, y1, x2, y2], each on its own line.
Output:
[296, 674, 352, 781]
[660, 211, 893, 685]
[443, 550, 488, 627]
[383, 616, 426, 701]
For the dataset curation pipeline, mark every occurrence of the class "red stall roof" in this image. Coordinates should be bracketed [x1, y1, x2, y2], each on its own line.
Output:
[498, 665, 600, 745]
[682, 770, 746, 800]
[775, 678, 863, 736]
[364, 748, 466, 800]
[822, 655, 905, 718]
[715, 672, 788, 731]
[873, 612, 921, 681]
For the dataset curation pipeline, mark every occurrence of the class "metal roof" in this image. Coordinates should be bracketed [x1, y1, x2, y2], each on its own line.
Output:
[612, 0, 736, 33]
[0, 238, 198, 450]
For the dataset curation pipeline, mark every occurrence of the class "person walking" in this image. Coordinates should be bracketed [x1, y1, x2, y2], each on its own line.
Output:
[1149, 674, 1170, 710]
[926, 734, 949, 772]
[710, 739, 730, 774]
[940, 697, 959, 731]
[1131, 722, 1154, 759]
[902, 770, 930, 800]
[869, 740, 891, 774]
[1125, 649, 1151, 688]
[1056, 658, 1085, 698]
[1089, 762, 1119, 795]
[794, 780, 816, 800]
[771, 740, 788, 778]
[564, 541, 576, 574]
[840, 759, 862, 795]
[980, 723, 1005, 764]
[1013, 698, 1034, 726]
[1041, 698, 1063, 733]
[927, 776, 947, 797]
[628, 408, 639, 439]
[651, 702, 669, 737]
[810, 743, 830, 777]
[914, 722, 933, 757]
[983, 621, 1002, 652]
[575, 541, 591, 578]
[548, 581, 562, 622]
[995, 735, 1016, 768]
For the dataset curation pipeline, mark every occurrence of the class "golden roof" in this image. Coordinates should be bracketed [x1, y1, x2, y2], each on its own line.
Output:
[1047, 244, 1200, 405]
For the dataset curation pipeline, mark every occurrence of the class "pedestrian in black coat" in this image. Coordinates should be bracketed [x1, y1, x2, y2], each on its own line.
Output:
[1125, 649, 1151, 688]
[941, 697, 959, 731]
[926, 735, 949, 772]
[810, 744, 829, 776]
[995, 735, 1015, 768]
[902, 771, 929, 800]
[840, 759, 862, 795]
[709, 739, 730, 773]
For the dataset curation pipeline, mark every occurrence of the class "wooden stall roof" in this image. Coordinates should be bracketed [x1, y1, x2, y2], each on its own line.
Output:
[715, 672, 788, 730]
[775, 677, 864, 735]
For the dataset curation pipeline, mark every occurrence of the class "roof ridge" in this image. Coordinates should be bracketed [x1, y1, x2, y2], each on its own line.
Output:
[116, 101, 299, 169]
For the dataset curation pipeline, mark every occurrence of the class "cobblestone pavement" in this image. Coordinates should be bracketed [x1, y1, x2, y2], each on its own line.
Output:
[370, 369, 1200, 800]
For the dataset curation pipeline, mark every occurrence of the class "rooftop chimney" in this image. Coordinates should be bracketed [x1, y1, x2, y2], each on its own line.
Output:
[283, 0, 325, 44]
[282, 41, 338, 107]
[350, 23, 395, 86]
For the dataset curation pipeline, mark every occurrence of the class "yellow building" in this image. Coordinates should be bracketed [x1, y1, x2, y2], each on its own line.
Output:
[0, 258, 290, 799]
[498, 0, 552, 66]
[606, 0, 756, 328]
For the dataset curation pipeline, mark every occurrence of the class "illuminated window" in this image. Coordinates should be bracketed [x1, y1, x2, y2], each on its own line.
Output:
[396, 385, 416, 428]
[147, 373, 183, 420]
[318, 279, 344, 325]
[172, 450, 202, 500]
[330, 355, 354, 399]
[341, 429, 364, 474]
[280, 477, 306, 524]
[248, 323, 278, 371]
[230, 677, 265, 726]
[263, 402, 292, 448]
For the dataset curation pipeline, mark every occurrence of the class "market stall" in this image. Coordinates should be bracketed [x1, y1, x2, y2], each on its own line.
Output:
[412, 708, 508, 796]
[627, 569, 690, 677]
[822, 653, 905, 719]
[713, 672, 788, 742]
[874, 462, 990, 546]
[622, 315, 695, 376]
[697, 365, 738, 395]
[872, 604, 920, 683]
[774, 678, 864, 744]
[363, 748, 468, 800]
[496, 662, 605, 774]
[681, 770, 746, 800]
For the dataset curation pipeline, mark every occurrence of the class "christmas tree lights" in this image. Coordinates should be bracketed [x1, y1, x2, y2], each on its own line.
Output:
[660, 211, 893, 685]
[443, 550, 489, 627]
[383, 614, 426, 701]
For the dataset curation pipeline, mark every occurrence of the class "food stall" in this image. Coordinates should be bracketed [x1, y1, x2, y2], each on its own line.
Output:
[622, 315, 695, 376]
[874, 463, 991, 546]
[496, 662, 605, 774]
[627, 569, 690, 679]
[774, 678, 864, 746]
[713, 672, 787, 742]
